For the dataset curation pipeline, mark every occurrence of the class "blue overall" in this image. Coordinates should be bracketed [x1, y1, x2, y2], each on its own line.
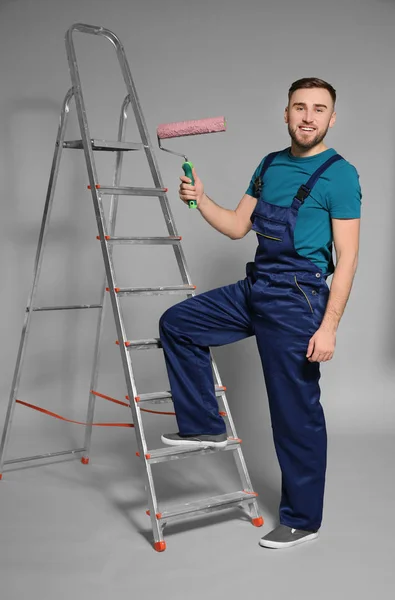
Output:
[159, 150, 344, 531]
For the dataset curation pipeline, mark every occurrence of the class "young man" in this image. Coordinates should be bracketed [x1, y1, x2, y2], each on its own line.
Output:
[158, 78, 361, 549]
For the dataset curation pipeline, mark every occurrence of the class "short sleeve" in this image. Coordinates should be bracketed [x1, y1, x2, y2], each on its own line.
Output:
[246, 158, 266, 198]
[328, 163, 362, 219]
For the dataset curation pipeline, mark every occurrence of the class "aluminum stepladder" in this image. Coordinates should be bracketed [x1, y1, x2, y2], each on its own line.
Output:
[0, 23, 263, 551]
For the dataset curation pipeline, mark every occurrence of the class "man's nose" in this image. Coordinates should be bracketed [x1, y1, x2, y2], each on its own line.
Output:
[303, 110, 314, 122]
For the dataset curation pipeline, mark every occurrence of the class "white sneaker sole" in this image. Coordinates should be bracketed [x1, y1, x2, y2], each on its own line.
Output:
[161, 435, 228, 449]
[259, 531, 319, 549]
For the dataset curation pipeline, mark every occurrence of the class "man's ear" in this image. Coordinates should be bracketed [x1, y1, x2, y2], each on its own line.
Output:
[329, 111, 337, 129]
[284, 106, 289, 124]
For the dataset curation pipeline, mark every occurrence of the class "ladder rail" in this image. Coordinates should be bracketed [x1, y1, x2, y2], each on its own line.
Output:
[65, 27, 163, 542]
[65, 26, 138, 407]
[210, 353, 257, 503]
[0, 89, 73, 473]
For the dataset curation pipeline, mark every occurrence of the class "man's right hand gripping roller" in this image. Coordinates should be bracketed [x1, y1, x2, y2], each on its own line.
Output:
[157, 116, 227, 208]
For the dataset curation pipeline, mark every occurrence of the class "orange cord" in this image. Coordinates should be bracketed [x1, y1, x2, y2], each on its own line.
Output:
[14, 389, 178, 427]
[15, 388, 228, 426]
[15, 399, 133, 427]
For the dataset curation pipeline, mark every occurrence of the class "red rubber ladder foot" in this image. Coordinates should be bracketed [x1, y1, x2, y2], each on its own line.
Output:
[154, 541, 166, 552]
[252, 516, 264, 527]
[81, 457, 90, 465]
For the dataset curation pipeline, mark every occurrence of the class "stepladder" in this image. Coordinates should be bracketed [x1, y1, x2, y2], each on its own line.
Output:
[0, 23, 263, 551]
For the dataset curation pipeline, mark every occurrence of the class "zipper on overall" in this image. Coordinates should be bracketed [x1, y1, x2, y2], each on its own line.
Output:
[294, 275, 313, 313]
[256, 232, 282, 241]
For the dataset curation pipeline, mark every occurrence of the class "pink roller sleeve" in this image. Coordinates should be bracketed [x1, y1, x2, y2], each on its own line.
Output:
[157, 116, 226, 139]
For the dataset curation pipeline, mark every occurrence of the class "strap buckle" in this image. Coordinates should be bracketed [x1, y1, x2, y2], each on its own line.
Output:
[294, 184, 311, 203]
[253, 176, 263, 197]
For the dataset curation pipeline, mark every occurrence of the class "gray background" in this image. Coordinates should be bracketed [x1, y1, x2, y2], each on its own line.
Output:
[0, 0, 393, 598]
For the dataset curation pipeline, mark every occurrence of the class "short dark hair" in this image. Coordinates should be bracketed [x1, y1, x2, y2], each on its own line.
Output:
[288, 78, 336, 107]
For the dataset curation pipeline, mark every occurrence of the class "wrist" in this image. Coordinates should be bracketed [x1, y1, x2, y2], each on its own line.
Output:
[198, 192, 209, 210]
[319, 320, 338, 334]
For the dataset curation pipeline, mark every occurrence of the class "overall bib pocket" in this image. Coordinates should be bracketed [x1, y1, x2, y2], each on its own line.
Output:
[251, 214, 287, 242]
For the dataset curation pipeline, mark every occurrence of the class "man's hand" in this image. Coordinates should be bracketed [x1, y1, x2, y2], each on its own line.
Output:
[179, 167, 206, 208]
[306, 326, 336, 362]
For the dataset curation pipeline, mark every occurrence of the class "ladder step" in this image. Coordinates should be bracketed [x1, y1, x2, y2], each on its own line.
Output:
[32, 304, 102, 312]
[141, 437, 242, 465]
[63, 139, 143, 151]
[136, 384, 226, 405]
[156, 490, 258, 522]
[95, 186, 168, 197]
[126, 338, 162, 350]
[110, 284, 196, 297]
[100, 236, 181, 245]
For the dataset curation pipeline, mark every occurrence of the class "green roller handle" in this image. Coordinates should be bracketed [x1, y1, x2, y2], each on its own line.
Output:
[182, 161, 197, 209]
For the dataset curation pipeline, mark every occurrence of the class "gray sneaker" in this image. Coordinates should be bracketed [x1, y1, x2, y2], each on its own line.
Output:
[161, 432, 228, 448]
[259, 524, 319, 549]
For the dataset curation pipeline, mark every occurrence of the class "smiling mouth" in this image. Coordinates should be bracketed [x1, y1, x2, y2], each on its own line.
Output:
[299, 127, 316, 133]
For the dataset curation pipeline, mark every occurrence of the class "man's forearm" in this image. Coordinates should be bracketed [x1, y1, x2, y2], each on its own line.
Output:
[320, 256, 358, 333]
[198, 193, 242, 239]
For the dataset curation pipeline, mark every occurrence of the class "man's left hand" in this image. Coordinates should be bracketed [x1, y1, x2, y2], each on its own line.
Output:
[306, 327, 336, 362]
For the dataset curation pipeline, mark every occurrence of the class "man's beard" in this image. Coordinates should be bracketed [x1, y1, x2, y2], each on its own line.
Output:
[288, 125, 328, 151]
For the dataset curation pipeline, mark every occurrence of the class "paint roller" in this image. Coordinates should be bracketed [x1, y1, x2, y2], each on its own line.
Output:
[157, 116, 227, 208]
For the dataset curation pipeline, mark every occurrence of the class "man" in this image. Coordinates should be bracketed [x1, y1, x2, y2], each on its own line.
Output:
[158, 78, 361, 549]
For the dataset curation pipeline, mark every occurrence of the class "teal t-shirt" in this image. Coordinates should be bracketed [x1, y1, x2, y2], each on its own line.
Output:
[246, 147, 362, 274]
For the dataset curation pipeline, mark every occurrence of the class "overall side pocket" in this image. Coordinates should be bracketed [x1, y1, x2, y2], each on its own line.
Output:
[294, 275, 314, 313]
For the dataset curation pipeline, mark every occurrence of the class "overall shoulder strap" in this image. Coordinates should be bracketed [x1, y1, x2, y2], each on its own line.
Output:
[252, 150, 282, 197]
[295, 153, 345, 203]
[259, 150, 282, 178]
